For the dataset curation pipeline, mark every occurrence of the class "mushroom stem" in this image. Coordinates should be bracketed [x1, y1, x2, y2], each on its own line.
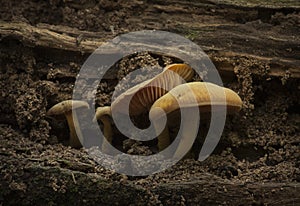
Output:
[99, 115, 113, 153]
[173, 112, 198, 159]
[157, 126, 170, 151]
[65, 111, 83, 148]
[150, 107, 171, 152]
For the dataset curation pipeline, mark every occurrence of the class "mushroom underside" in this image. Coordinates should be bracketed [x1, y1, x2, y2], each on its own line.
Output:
[47, 100, 89, 148]
[111, 63, 194, 116]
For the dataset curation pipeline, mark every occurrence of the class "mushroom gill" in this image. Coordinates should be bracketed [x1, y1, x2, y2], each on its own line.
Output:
[111, 63, 194, 115]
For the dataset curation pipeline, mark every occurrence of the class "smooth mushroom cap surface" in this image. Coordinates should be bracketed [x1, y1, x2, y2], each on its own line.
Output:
[150, 82, 243, 119]
[111, 63, 194, 116]
[47, 100, 89, 116]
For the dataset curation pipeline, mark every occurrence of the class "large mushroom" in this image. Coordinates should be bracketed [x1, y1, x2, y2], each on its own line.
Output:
[94, 63, 194, 152]
[47, 100, 89, 148]
[149, 82, 243, 158]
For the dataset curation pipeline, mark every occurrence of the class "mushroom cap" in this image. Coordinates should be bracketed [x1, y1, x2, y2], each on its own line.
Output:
[93, 106, 112, 122]
[150, 82, 242, 119]
[111, 63, 194, 116]
[47, 100, 89, 117]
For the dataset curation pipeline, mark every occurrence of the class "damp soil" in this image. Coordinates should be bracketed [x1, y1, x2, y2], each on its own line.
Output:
[1, 0, 300, 205]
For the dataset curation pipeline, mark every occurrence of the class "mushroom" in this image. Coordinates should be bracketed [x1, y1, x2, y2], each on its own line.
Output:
[94, 63, 194, 151]
[93, 106, 113, 153]
[111, 63, 194, 115]
[149, 82, 243, 158]
[47, 100, 89, 148]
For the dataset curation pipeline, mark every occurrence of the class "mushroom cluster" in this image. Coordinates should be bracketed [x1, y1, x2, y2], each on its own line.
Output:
[94, 63, 194, 153]
[47, 63, 243, 159]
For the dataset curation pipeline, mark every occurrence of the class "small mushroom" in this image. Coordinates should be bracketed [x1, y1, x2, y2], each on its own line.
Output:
[149, 82, 243, 157]
[47, 100, 89, 148]
[93, 106, 113, 153]
[94, 63, 194, 151]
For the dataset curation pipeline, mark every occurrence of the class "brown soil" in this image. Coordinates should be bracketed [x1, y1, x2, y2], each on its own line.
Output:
[0, 0, 299, 205]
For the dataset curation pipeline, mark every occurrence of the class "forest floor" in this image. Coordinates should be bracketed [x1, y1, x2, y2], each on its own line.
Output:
[0, 0, 299, 205]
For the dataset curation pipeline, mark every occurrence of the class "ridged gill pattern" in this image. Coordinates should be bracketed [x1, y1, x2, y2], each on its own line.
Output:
[111, 64, 194, 115]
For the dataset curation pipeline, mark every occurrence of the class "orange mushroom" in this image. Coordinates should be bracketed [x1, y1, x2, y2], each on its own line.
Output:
[149, 82, 243, 158]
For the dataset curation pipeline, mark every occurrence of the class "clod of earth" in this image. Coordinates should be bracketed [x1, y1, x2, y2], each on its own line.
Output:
[149, 82, 243, 158]
[47, 100, 89, 148]
[94, 63, 194, 153]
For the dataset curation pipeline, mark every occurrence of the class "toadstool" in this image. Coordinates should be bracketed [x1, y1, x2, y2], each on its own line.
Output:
[94, 63, 194, 152]
[149, 82, 243, 158]
[47, 100, 89, 148]
[93, 106, 113, 153]
[111, 63, 194, 115]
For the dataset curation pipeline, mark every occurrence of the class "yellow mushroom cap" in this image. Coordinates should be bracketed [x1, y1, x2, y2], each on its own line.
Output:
[111, 63, 194, 116]
[150, 82, 242, 119]
[93, 106, 112, 122]
[47, 100, 89, 117]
